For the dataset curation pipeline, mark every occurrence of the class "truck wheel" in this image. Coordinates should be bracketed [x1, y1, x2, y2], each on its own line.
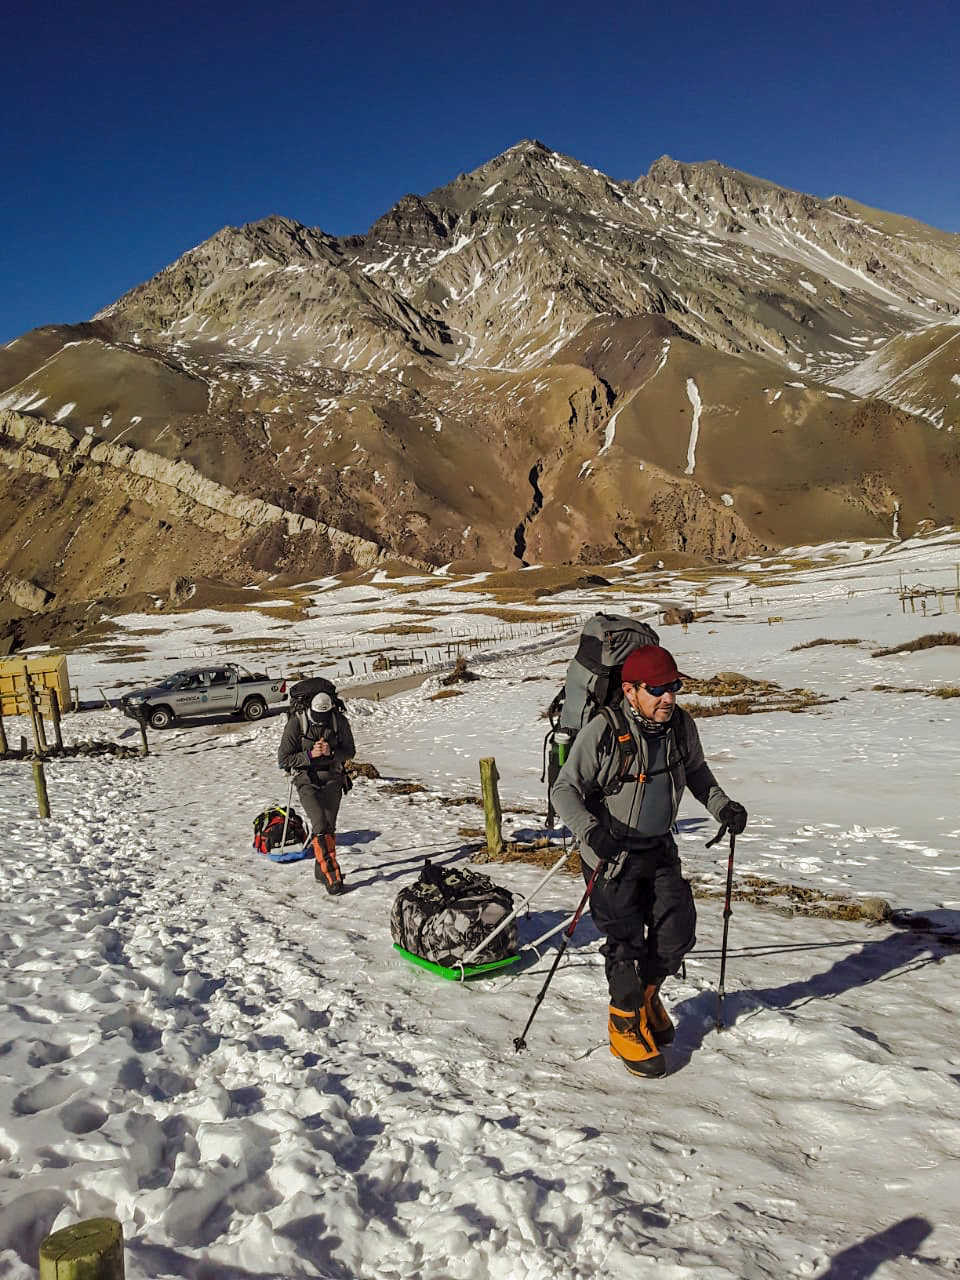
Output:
[149, 706, 174, 730]
[242, 696, 267, 722]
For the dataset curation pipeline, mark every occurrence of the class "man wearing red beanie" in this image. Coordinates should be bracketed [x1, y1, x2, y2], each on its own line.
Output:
[552, 643, 747, 1078]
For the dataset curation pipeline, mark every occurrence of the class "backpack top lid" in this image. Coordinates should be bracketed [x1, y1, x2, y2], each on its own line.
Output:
[557, 612, 659, 732]
[288, 676, 342, 714]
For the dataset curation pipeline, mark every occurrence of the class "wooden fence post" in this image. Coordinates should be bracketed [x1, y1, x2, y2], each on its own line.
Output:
[50, 689, 64, 751]
[27, 685, 45, 755]
[32, 759, 51, 818]
[479, 757, 503, 859]
[37, 698, 48, 752]
[39, 1217, 124, 1279]
[0, 709, 7, 755]
[138, 719, 149, 756]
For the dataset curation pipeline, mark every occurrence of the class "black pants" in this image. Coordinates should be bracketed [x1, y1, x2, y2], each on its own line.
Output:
[584, 837, 696, 1009]
[295, 773, 344, 837]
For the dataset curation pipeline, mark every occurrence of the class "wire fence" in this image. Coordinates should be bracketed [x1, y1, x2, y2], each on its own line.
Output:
[169, 614, 596, 691]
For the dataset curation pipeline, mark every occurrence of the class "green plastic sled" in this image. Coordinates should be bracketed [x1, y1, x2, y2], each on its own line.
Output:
[393, 943, 521, 981]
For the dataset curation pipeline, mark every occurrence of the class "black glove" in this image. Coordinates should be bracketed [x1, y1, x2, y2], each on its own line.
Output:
[717, 801, 747, 835]
[588, 828, 622, 864]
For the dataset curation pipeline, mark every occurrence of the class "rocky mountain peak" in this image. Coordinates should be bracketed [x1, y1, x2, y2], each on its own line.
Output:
[423, 138, 620, 218]
[3, 139, 960, 644]
[363, 195, 455, 250]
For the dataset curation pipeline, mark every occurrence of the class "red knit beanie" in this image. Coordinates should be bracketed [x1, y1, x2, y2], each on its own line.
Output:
[621, 645, 680, 687]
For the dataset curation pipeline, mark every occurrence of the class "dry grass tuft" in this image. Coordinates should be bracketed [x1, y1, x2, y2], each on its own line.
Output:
[379, 781, 427, 795]
[459, 605, 572, 623]
[690, 872, 892, 920]
[441, 657, 481, 685]
[346, 760, 381, 779]
[473, 841, 579, 871]
[100, 647, 152, 663]
[872, 631, 960, 656]
[449, 565, 622, 598]
[429, 688, 465, 701]
[684, 673, 772, 696]
[221, 635, 291, 653]
[368, 623, 438, 635]
[931, 685, 960, 699]
[791, 637, 862, 650]
[682, 672, 833, 716]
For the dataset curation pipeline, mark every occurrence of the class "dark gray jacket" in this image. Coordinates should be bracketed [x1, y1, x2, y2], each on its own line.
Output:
[278, 708, 355, 785]
[551, 701, 730, 870]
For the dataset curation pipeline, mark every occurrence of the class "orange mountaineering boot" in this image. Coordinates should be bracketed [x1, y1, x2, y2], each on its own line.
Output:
[643, 982, 675, 1046]
[312, 832, 344, 895]
[608, 1004, 666, 1078]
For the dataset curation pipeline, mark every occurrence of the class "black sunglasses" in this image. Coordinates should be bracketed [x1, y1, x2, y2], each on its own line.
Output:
[640, 678, 682, 697]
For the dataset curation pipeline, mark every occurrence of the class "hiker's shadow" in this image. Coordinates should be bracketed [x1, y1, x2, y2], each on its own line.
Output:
[348, 843, 481, 888]
[515, 908, 602, 966]
[670, 909, 960, 1072]
[676, 815, 711, 836]
[814, 1215, 932, 1278]
[338, 829, 379, 848]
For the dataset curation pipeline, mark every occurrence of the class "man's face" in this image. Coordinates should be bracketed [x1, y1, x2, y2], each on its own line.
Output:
[624, 680, 678, 723]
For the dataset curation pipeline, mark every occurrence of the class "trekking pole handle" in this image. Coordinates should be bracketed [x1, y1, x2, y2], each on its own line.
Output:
[705, 822, 729, 849]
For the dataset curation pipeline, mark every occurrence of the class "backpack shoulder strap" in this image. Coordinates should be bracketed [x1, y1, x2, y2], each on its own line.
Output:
[670, 708, 690, 765]
[298, 710, 308, 735]
[598, 704, 639, 796]
[598, 705, 692, 799]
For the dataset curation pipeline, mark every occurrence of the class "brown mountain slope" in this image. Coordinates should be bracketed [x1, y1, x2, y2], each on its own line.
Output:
[2, 141, 960, 643]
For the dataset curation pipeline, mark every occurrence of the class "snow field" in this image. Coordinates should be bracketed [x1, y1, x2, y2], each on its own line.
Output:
[1, 534, 960, 1276]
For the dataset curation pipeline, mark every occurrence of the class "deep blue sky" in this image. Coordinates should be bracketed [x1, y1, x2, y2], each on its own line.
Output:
[4, 0, 958, 345]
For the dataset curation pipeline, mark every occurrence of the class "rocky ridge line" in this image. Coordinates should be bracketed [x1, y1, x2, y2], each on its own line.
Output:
[0, 409, 430, 578]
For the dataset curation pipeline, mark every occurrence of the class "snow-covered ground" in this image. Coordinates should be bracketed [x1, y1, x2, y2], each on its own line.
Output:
[2, 531, 960, 1278]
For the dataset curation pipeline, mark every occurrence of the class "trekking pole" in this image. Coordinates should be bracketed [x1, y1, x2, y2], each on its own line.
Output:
[513, 862, 601, 1053]
[458, 849, 572, 972]
[705, 824, 736, 1030]
[279, 772, 294, 850]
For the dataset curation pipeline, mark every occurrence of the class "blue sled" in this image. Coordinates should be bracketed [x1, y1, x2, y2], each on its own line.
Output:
[254, 844, 312, 864]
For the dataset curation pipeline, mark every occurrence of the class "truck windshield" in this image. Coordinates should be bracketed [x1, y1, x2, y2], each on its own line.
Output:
[156, 673, 194, 691]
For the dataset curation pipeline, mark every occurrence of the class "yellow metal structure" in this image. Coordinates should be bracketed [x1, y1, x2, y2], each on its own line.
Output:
[0, 653, 72, 715]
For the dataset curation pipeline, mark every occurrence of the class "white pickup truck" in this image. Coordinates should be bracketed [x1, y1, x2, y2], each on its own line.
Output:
[119, 663, 287, 729]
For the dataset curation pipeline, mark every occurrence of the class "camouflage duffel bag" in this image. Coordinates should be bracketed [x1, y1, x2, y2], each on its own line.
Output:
[391, 860, 516, 966]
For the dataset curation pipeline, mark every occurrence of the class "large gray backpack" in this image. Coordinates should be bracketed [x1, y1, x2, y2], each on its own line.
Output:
[552, 612, 660, 732]
[543, 612, 659, 822]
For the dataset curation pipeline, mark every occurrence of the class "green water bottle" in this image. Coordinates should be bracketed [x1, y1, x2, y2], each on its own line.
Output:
[553, 729, 573, 768]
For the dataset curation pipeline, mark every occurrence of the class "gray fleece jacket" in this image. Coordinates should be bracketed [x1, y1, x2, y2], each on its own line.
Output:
[551, 700, 731, 870]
